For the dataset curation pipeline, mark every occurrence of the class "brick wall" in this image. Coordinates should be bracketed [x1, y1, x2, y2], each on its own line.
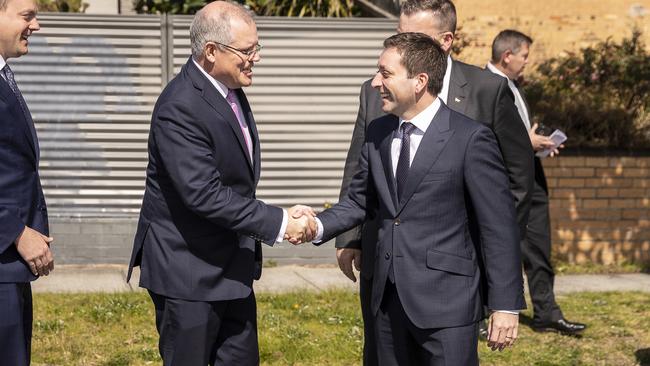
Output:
[544, 156, 650, 265]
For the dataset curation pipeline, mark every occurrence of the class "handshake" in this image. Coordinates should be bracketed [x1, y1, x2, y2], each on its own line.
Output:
[283, 205, 318, 245]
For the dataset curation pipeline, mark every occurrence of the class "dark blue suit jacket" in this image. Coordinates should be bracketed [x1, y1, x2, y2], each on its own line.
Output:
[127, 58, 283, 301]
[318, 103, 526, 329]
[0, 70, 48, 283]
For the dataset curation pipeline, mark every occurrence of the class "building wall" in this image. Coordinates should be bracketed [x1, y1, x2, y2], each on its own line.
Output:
[544, 155, 650, 265]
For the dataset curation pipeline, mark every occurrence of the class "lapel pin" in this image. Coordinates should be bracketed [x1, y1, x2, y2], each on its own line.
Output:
[454, 97, 461, 103]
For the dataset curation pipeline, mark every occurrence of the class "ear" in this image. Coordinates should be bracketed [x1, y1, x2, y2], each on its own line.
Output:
[502, 50, 513, 65]
[204, 42, 219, 63]
[439, 32, 455, 53]
[414, 72, 429, 94]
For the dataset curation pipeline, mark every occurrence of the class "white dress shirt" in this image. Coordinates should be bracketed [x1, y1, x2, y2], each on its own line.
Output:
[486, 62, 531, 131]
[438, 55, 453, 105]
[192, 59, 287, 244]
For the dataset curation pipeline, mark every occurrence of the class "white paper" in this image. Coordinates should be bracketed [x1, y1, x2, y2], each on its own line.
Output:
[536, 129, 567, 158]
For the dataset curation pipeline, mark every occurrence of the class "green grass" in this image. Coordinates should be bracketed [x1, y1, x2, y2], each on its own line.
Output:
[32, 291, 650, 365]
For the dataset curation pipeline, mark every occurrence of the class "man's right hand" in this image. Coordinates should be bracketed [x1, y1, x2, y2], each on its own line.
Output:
[336, 248, 361, 282]
[15, 226, 54, 276]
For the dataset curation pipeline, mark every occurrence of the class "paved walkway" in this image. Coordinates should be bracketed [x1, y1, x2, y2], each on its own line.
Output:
[31, 264, 650, 294]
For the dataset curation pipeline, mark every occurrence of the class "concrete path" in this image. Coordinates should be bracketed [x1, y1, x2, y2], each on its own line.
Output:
[31, 265, 650, 294]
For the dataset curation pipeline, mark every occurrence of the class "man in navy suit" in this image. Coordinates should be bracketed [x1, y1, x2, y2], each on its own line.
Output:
[0, 0, 54, 365]
[127, 2, 314, 365]
[311, 32, 525, 365]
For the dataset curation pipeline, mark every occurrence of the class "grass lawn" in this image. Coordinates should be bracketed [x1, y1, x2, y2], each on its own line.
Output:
[32, 291, 650, 366]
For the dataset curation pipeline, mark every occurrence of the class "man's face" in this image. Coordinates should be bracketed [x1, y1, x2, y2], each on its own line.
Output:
[212, 17, 260, 89]
[370, 47, 417, 117]
[0, 0, 40, 60]
[398, 11, 452, 54]
[504, 43, 530, 80]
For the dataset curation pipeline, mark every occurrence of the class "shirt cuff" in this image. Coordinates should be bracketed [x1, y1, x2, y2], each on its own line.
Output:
[311, 217, 324, 244]
[271, 209, 288, 245]
[492, 310, 520, 315]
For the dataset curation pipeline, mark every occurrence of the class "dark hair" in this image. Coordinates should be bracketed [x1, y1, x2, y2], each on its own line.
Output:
[491, 29, 533, 63]
[383, 32, 446, 95]
[400, 0, 457, 33]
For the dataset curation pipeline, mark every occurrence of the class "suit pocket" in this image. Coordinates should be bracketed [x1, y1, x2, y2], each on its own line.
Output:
[421, 170, 451, 182]
[426, 249, 474, 276]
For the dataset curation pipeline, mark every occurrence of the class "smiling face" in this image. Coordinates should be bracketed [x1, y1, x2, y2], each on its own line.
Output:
[211, 17, 260, 89]
[0, 0, 40, 60]
[370, 47, 418, 118]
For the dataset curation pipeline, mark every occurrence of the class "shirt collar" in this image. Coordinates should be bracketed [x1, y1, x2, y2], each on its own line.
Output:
[0, 55, 6, 73]
[398, 97, 441, 134]
[486, 62, 510, 81]
[192, 58, 230, 99]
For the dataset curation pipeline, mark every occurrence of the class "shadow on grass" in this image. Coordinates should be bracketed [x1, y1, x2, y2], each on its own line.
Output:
[636, 348, 650, 366]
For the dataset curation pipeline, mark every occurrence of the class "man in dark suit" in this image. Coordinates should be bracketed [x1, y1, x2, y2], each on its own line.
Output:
[488, 29, 586, 335]
[313, 32, 525, 365]
[335, 1, 534, 362]
[127, 2, 314, 365]
[0, 0, 55, 364]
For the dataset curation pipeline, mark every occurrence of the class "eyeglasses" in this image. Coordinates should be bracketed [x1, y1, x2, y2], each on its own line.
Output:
[209, 41, 263, 59]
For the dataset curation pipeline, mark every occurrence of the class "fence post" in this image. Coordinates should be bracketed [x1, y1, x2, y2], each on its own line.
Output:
[160, 13, 174, 85]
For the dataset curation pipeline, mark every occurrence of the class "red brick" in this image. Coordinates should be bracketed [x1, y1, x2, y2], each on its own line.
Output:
[622, 209, 648, 220]
[575, 188, 596, 198]
[545, 178, 558, 188]
[559, 157, 585, 167]
[541, 159, 559, 168]
[594, 209, 622, 220]
[618, 188, 646, 198]
[623, 168, 649, 178]
[597, 188, 618, 198]
[609, 178, 634, 188]
[572, 168, 595, 177]
[585, 157, 609, 167]
[557, 178, 585, 188]
[596, 168, 623, 177]
[609, 199, 638, 209]
[633, 179, 649, 188]
[550, 188, 575, 199]
[582, 199, 608, 209]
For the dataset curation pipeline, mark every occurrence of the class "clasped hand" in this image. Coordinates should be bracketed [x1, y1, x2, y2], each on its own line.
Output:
[284, 205, 318, 245]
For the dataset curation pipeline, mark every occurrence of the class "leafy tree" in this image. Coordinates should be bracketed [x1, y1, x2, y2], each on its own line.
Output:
[37, 0, 88, 12]
[525, 29, 650, 148]
[133, 0, 359, 16]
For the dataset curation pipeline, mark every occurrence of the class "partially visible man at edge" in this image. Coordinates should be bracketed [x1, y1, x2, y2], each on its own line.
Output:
[0, 0, 55, 365]
[334, 1, 535, 364]
[127, 2, 315, 365]
[487, 29, 586, 336]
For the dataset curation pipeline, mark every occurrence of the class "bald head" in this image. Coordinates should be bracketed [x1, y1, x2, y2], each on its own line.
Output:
[190, 1, 254, 59]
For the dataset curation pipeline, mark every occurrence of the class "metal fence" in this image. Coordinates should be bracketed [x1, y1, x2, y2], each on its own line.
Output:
[11, 13, 396, 218]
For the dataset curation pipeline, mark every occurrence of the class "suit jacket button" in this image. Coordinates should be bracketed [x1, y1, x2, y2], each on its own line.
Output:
[394, 219, 400, 226]
[385, 252, 391, 259]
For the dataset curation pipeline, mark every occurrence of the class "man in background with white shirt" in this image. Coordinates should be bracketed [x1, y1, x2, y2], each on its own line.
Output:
[487, 29, 587, 336]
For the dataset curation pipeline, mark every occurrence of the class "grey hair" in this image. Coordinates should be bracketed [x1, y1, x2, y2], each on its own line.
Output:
[491, 29, 533, 63]
[189, 2, 254, 59]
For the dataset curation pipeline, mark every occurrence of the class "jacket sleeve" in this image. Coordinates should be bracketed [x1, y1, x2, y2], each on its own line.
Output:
[490, 78, 535, 239]
[334, 82, 370, 249]
[0, 206, 25, 254]
[151, 101, 284, 244]
[464, 126, 526, 310]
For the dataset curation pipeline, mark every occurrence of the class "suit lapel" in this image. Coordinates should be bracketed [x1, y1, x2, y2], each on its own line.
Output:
[187, 60, 255, 177]
[447, 60, 469, 115]
[0, 77, 37, 163]
[396, 105, 454, 213]
[236, 89, 261, 182]
[379, 116, 399, 211]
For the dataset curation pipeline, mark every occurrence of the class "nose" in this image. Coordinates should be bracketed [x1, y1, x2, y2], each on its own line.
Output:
[370, 73, 382, 89]
[31, 18, 41, 32]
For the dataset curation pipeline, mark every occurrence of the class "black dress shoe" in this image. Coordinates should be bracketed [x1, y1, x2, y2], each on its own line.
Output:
[532, 318, 587, 335]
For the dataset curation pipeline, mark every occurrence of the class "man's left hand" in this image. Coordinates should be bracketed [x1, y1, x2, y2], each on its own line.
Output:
[487, 312, 519, 351]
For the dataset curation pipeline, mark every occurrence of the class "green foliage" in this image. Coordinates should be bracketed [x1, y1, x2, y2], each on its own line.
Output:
[245, 0, 359, 17]
[524, 29, 650, 149]
[37, 0, 87, 12]
[133, 0, 359, 16]
[133, 0, 207, 14]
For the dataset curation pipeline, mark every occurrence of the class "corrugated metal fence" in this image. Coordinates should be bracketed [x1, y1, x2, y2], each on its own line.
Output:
[13, 13, 396, 218]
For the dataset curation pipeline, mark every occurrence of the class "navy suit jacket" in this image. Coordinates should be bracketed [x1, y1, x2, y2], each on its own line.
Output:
[0, 70, 48, 283]
[127, 58, 283, 301]
[318, 103, 526, 329]
[336, 61, 535, 283]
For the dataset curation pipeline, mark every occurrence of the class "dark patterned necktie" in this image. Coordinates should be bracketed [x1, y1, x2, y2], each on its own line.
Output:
[2, 64, 39, 156]
[395, 122, 416, 200]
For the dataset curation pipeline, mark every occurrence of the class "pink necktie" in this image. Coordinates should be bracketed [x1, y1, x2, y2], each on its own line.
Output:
[226, 89, 253, 161]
